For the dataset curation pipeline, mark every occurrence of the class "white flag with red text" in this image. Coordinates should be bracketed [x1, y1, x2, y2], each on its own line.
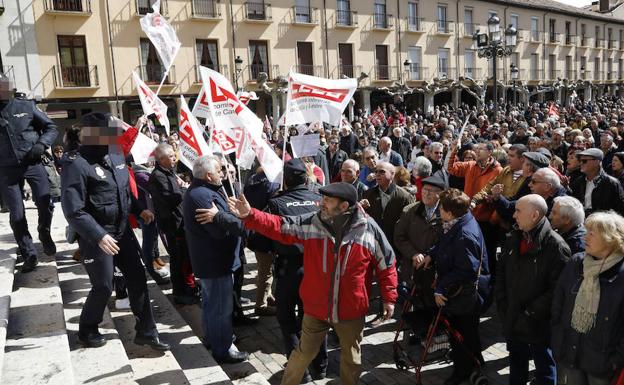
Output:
[132, 71, 170, 135]
[285, 71, 357, 127]
[199, 66, 283, 182]
[139, 0, 180, 70]
[237, 90, 259, 106]
[178, 96, 211, 169]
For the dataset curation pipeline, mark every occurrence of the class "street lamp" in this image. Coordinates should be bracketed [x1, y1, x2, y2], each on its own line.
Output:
[510, 64, 519, 105]
[474, 15, 517, 119]
[580, 65, 586, 80]
[403, 59, 412, 81]
[234, 56, 243, 91]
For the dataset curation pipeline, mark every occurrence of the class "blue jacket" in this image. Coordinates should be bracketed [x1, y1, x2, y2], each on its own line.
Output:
[183, 179, 243, 279]
[495, 185, 567, 224]
[561, 225, 586, 256]
[429, 212, 490, 299]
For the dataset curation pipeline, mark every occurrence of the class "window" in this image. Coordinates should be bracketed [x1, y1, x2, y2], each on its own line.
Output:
[408, 2, 420, 31]
[374, 0, 387, 29]
[581, 56, 587, 78]
[338, 43, 354, 77]
[336, 0, 352, 26]
[375, 44, 389, 79]
[296, 41, 314, 75]
[438, 48, 449, 77]
[464, 8, 474, 36]
[58, 35, 90, 87]
[531, 17, 539, 41]
[565, 55, 572, 78]
[196, 39, 219, 71]
[52, 0, 84, 12]
[530, 53, 539, 79]
[619, 59, 623, 79]
[437, 5, 448, 33]
[249, 40, 269, 79]
[608, 28, 613, 48]
[295, 0, 311, 23]
[140, 38, 167, 84]
[608, 58, 613, 79]
[620, 30, 623, 50]
[581, 24, 587, 45]
[510, 14, 519, 30]
[465, 49, 475, 78]
[137, 0, 160, 15]
[595, 25, 601, 47]
[565, 21, 571, 44]
[549, 19, 556, 42]
[408, 46, 422, 80]
[549, 54, 556, 78]
[594, 56, 601, 80]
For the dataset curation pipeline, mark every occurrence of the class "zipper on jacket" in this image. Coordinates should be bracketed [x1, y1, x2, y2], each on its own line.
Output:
[328, 243, 341, 323]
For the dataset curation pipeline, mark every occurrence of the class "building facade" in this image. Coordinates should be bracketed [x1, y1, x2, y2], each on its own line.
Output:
[2, 0, 624, 130]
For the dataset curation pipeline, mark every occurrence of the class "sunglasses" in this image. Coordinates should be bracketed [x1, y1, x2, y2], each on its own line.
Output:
[580, 158, 596, 164]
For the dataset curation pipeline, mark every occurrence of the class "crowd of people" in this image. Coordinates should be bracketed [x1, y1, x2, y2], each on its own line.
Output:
[3, 69, 624, 385]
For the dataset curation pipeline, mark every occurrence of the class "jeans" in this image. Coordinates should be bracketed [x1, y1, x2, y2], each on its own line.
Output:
[558, 366, 611, 385]
[200, 275, 234, 358]
[138, 218, 158, 276]
[507, 339, 557, 385]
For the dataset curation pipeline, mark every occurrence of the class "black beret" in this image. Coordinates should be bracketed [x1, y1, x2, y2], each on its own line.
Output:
[421, 173, 448, 190]
[523, 152, 550, 169]
[81, 112, 113, 128]
[319, 182, 358, 206]
[283, 159, 307, 179]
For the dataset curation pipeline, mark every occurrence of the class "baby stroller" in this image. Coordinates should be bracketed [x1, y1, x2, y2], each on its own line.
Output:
[393, 268, 489, 385]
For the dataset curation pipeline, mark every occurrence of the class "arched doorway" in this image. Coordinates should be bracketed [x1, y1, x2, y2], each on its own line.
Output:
[434, 91, 452, 106]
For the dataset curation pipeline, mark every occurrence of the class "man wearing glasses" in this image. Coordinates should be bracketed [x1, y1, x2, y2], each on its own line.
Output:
[325, 135, 348, 182]
[570, 148, 624, 216]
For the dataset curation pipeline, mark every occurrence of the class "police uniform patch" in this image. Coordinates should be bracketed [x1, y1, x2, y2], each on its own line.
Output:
[95, 166, 106, 179]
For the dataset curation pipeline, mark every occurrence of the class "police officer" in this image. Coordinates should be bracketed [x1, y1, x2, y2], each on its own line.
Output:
[0, 73, 58, 272]
[60, 112, 169, 350]
[268, 159, 328, 382]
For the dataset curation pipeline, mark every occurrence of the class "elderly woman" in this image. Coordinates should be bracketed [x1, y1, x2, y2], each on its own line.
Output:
[413, 189, 490, 385]
[552, 211, 624, 385]
[409, 156, 433, 201]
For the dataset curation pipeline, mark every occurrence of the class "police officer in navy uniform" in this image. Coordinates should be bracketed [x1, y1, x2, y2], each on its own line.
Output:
[0, 73, 58, 272]
[268, 159, 329, 382]
[60, 112, 169, 350]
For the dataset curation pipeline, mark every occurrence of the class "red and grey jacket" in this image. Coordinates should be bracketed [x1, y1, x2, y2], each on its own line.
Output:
[244, 205, 398, 323]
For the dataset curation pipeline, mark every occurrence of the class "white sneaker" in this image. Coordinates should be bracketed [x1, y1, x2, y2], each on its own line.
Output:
[155, 266, 170, 278]
[115, 297, 131, 310]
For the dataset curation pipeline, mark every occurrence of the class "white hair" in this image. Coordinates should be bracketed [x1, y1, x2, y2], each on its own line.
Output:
[430, 142, 444, 152]
[553, 196, 585, 228]
[154, 143, 173, 161]
[413, 156, 432, 178]
[342, 158, 360, 171]
[192, 155, 220, 179]
[534, 167, 561, 189]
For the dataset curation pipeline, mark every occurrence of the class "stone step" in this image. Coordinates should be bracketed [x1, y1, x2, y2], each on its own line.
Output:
[55, 253, 135, 385]
[0, 232, 17, 385]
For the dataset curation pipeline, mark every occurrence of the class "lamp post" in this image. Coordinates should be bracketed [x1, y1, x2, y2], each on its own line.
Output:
[234, 56, 243, 92]
[473, 15, 517, 120]
[510, 63, 519, 105]
[400, 59, 412, 115]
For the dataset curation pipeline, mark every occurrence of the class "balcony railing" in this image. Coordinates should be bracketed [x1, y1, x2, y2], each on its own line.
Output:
[244, 1, 271, 21]
[547, 33, 561, 44]
[293, 64, 323, 77]
[292, 5, 317, 24]
[406, 65, 428, 81]
[193, 64, 228, 83]
[373, 13, 393, 29]
[137, 64, 174, 85]
[1, 66, 15, 87]
[463, 23, 479, 37]
[435, 20, 454, 34]
[463, 67, 483, 80]
[529, 69, 544, 81]
[44, 0, 91, 14]
[338, 64, 361, 78]
[405, 16, 424, 32]
[191, 0, 220, 18]
[136, 0, 167, 16]
[581, 70, 591, 80]
[594, 70, 604, 80]
[547, 69, 562, 80]
[564, 35, 576, 45]
[247, 64, 279, 81]
[608, 40, 617, 49]
[596, 39, 605, 48]
[566, 70, 577, 79]
[529, 30, 542, 42]
[374, 65, 396, 81]
[55, 65, 98, 88]
[336, 10, 357, 27]
[580, 36, 590, 47]
[435, 67, 455, 79]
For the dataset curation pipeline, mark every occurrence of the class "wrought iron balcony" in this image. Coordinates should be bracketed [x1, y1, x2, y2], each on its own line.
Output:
[191, 0, 220, 19]
[244, 1, 271, 22]
[137, 64, 175, 85]
[335, 10, 357, 27]
[44, 0, 91, 14]
[54, 65, 99, 88]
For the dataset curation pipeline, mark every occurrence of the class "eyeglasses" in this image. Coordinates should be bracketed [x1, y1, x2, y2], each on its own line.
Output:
[580, 158, 596, 164]
[421, 188, 441, 195]
[529, 179, 547, 184]
[365, 156, 377, 160]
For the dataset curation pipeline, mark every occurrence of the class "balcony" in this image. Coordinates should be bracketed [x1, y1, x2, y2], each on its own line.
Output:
[546, 70, 562, 80]
[54, 65, 98, 88]
[244, 1, 271, 22]
[191, 0, 220, 19]
[581, 70, 591, 80]
[136, 0, 167, 16]
[291, 5, 317, 25]
[335, 10, 357, 28]
[463, 67, 483, 80]
[193, 64, 228, 83]
[579, 36, 591, 47]
[463, 23, 479, 38]
[595, 39, 605, 49]
[405, 16, 424, 33]
[563, 35, 576, 46]
[406, 65, 428, 81]
[608, 40, 617, 49]
[293, 64, 323, 77]
[338, 64, 361, 78]
[434, 20, 454, 35]
[372, 13, 393, 30]
[566, 70, 577, 79]
[547, 33, 561, 45]
[373, 65, 396, 81]
[529, 69, 544, 81]
[529, 30, 542, 43]
[435, 67, 455, 80]
[247, 64, 279, 81]
[137, 64, 175, 85]
[1, 66, 15, 87]
[594, 70, 604, 81]
[44, 0, 91, 14]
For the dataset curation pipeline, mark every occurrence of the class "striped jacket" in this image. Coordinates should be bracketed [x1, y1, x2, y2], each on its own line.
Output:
[244, 205, 398, 323]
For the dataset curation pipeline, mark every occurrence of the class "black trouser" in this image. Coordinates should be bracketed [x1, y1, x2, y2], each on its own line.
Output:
[232, 264, 245, 318]
[275, 256, 328, 373]
[78, 226, 157, 337]
[162, 225, 195, 296]
[447, 311, 483, 378]
[477, 221, 498, 280]
[0, 164, 54, 259]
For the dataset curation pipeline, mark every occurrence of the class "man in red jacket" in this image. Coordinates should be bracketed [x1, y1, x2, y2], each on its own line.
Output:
[227, 182, 398, 385]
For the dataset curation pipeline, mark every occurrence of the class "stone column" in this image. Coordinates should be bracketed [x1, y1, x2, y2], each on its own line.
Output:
[271, 92, 281, 122]
[452, 87, 461, 109]
[424, 92, 435, 115]
[585, 84, 593, 102]
[361, 89, 372, 114]
[108, 100, 124, 120]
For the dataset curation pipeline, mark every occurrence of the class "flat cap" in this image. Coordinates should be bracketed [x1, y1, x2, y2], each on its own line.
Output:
[577, 148, 604, 161]
[536, 147, 552, 159]
[523, 152, 550, 169]
[421, 173, 448, 190]
[319, 182, 358, 206]
[283, 158, 307, 178]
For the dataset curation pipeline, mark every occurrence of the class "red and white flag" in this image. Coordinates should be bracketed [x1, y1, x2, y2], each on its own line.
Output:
[132, 71, 170, 135]
[139, 0, 180, 70]
[368, 107, 386, 126]
[199, 66, 283, 182]
[285, 71, 357, 127]
[548, 103, 560, 120]
[212, 126, 237, 155]
[113, 118, 158, 165]
[178, 96, 211, 169]
[237, 90, 259, 106]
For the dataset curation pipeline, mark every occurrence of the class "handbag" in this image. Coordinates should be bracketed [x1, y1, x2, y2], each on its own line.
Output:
[443, 248, 483, 316]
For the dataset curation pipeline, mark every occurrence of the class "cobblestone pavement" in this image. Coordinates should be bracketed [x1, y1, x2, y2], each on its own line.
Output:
[231, 251, 516, 385]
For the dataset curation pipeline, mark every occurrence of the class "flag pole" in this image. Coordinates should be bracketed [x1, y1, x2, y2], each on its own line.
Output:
[280, 127, 288, 190]
[220, 152, 237, 199]
[154, 64, 172, 97]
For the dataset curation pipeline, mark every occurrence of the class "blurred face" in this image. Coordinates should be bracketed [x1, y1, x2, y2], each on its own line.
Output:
[508, 149, 523, 171]
[548, 202, 569, 232]
[358, 137, 368, 147]
[567, 152, 580, 169]
[158, 149, 177, 170]
[613, 156, 624, 172]
[476, 144, 490, 162]
[320, 196, 348, 222]
[328, 138, 339, 152]
[363, 151, 378, 169]
[528, 172, 552, 197]
[522, 159, 535, 178]
[53, 148, 64, 159]
[375, 163, 395, 189]
[340, 162, 359, 184]
[379, 139, 391, 152]
[421, 185, 442, 207]
[553, 132, 563, 144]
[430, 147, 443, 162]
[579, 156, 600, 176]
[574, 136, 585, 147]
[513, 199, 539, 232]
[585, 227, 612, 259]
[463, 152, 476, 162]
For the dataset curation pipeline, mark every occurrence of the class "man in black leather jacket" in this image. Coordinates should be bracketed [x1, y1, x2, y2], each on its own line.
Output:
[0, 74, 58, 272]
